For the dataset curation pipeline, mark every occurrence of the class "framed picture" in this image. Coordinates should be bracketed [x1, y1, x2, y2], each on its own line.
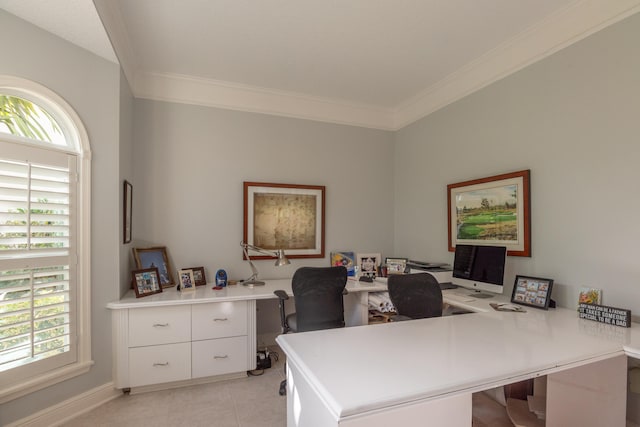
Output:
[385, 257, 407, 275]
[123, 180, 132, 244]
[132, 246, 174, 288]
[447, 170, 530, 257]
[357, 253, 382, 279]
[178, 269, 196, 292]
[184, 266, 206, 286]
[244, 182, 325, 259]
[511, 275, 554, 310]
[132, 268, 163, 298]
[330, 251, 356, 276]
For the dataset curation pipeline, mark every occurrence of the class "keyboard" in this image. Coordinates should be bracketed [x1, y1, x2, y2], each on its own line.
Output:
[445, 293, 476, 303]
[439, 282, 457, 290]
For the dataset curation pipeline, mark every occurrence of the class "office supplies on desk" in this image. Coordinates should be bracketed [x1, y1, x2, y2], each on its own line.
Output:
[490, 303, 526, 312]
[240, 241, 290, 286]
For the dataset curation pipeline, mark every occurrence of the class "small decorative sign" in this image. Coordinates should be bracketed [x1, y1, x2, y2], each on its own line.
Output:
[578, 303, 631, 328]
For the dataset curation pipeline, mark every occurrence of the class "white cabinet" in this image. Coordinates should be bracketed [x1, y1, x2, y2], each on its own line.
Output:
[129, 342, 191, 387]
[129, 306, 191, 346]
[111, 298, 256, 391]
[192, 336, 248, 378]
[192, 301, 248, 340]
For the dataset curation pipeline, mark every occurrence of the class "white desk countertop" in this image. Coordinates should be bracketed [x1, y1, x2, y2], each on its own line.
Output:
[277, 289, 639, 420]
[106, 277, 387, 309]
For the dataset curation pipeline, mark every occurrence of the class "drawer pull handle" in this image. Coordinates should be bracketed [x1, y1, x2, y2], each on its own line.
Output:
[214, 355, 228, 359]
[153, 362, 169, 367]
[213, 318, 228, 322]
[152, 323, 169, 327]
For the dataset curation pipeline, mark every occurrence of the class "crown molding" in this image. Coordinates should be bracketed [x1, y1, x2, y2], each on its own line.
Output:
[393, 0, 640, 129]
[93, 0, 138, 89]
[133, 71, 396, 130]
[98, 0, 640, 131]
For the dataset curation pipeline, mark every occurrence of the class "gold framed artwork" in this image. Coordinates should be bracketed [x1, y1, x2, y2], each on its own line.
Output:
[447, 170, 531, 257]
[243, 182, 325, 259]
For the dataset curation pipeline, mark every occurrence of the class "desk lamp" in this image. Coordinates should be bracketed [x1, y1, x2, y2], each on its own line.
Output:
[240, 241, 290, 286]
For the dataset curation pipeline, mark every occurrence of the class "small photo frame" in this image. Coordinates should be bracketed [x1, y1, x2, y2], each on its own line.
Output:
[357, 253, 381, 279]
[178, 269, 196, 292]
[385, 257, 407, 275]
[133, 246, 174, 288]
[132, 268, 163, 298]
[511, 275, 554, 310]
[184, 266, 206, 286]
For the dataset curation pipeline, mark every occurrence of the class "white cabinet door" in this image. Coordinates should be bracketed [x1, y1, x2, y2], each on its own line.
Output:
[129, 342, 191, 387]
[129, 305, 191, 347]
[192, 336, 249, 378]
[192, 301, 247, 340]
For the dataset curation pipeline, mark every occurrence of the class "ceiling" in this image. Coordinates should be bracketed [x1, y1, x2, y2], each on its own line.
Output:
[2, 0, 640, 130]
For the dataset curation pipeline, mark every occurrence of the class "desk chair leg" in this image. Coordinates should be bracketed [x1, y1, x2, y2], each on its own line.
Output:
[279, 361, 287, 396]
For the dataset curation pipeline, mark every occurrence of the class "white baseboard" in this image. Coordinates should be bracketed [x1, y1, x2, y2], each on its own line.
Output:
[6, 382, 121, 427]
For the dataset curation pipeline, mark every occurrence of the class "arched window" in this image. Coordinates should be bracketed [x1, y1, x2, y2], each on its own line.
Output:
[0, 76, 91, 402]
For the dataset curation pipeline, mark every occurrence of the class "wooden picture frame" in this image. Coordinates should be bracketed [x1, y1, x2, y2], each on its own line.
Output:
[385, 257, 408, 275]
[244, 182, 325, 259]
[132, 246, 175, 288]
[357, 253, 382, 279]
[511, 275, 554, 310]
[184, 266, 206, 286]
[123, 180, 132, 244]
[132, 268, 163, 298]
[447, 170, 530, 257]
[178, 269, 196, 292]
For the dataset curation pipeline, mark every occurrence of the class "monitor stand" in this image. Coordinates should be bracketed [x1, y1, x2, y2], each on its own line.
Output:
[468, 291, 494, 299]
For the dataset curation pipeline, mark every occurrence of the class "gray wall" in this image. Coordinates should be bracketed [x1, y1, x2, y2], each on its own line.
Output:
[132, 100, 395, 340]
[394, 12, 640, 312]
[119, 70, 135, 296]
[0, 10, 121, 425]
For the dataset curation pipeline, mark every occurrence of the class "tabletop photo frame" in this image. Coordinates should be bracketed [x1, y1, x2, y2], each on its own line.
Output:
[511, 275, 554, 310]
[133, 246, 174, 288]
[178, 269, 196, 292]
[357, 253, 381, 279]
[132, 268, 163, 298]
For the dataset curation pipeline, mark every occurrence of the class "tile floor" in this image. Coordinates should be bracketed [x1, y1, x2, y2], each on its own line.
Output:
[61, 350, 287, 427]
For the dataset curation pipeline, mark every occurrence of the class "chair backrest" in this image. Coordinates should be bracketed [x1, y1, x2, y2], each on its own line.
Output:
[388, 273, 443, 319]
[291, 266, 348, 332]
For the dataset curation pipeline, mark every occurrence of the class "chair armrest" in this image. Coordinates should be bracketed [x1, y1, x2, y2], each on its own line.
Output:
[274, 290, 289, 300]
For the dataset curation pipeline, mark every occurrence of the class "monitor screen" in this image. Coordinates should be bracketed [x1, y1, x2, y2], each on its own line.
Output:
[452, 244, 506, 296]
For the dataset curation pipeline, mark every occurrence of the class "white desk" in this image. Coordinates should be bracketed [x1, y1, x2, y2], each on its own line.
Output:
[107, 279, 382, 391]
[277, 289, 636, 427]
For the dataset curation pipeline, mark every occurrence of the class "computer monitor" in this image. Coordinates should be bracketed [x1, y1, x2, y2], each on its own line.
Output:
[451, 244, 507, 297]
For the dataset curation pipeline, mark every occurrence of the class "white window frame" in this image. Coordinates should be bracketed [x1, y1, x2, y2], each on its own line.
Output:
[0, 76, 92, 403]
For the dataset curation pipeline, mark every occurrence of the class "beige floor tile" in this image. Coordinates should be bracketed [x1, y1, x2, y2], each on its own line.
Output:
[62, 350, 286, 427]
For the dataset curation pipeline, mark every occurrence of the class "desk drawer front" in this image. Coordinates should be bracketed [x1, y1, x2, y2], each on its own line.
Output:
[129, 342, 191, 387]
[192, 301, 247, 340]
[192, 336, 248, 378]
[129, 305, 191, 347]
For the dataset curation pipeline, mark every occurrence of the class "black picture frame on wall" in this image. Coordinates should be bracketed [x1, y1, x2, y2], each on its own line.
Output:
[123, 180, 132, 244]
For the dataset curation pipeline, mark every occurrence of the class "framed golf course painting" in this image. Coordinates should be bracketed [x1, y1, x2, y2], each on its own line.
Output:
[448, 170, 530, 257]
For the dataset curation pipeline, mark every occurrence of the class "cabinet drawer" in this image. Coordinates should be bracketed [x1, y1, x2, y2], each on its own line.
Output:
[129, 305, 191, 347]
[192, 336, 248, 378]
[192, 301, 247, 340]
[129, 342, 191, 387]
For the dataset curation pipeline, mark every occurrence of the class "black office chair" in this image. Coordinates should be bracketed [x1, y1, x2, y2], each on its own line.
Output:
[387, 273, 443, 321]
[274, 266, 348, 395]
